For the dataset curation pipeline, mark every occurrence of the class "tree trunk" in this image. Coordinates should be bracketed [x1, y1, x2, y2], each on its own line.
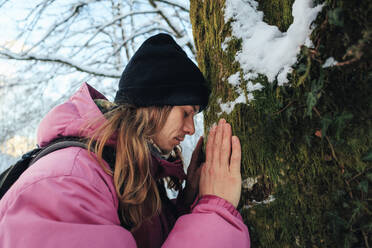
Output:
[190, 0, 371, 247]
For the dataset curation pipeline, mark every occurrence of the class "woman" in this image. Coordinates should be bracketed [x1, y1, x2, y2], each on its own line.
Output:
[0, 34, 249, 247]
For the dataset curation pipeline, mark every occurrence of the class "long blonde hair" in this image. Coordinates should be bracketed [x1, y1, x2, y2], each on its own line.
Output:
[87, 104, 173, 231]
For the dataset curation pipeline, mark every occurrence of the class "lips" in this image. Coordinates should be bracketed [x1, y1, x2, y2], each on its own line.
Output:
[175, 136, 184, 142]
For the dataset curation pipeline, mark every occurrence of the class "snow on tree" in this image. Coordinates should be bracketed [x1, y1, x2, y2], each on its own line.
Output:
[190, 0, 371, 247]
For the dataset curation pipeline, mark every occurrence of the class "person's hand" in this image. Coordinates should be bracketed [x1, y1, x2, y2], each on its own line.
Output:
[177, 136, 204, 208]
[199, 119, 242, 208]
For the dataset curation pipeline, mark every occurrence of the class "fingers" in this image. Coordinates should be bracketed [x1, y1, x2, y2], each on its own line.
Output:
[206, 119, 238, 172]
[212, 119, 226, 167]
[220, 123, 232, 168]
[230, 136, 241, 175]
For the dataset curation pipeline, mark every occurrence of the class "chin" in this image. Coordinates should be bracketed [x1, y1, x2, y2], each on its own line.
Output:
[157, 140, 176, 154]
[158, 144, 173, 154]
[165, 145, 175, 153]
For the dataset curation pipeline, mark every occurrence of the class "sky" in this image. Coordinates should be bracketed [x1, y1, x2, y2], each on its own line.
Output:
[0, 3, 28, 170]
[0, 2, 23, 78]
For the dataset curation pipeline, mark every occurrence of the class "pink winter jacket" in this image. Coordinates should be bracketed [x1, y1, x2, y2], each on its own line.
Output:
[0, 83, 250, 247]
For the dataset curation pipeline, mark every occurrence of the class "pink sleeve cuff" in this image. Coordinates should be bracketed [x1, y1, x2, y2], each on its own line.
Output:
[191, 195, 242, 219]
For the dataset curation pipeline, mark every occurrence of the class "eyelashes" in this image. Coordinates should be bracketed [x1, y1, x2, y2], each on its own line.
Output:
[184, 111, 195, 118]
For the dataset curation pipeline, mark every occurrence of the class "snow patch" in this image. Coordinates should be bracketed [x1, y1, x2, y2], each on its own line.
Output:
[243, 195, 276, 209]
[247, 81, 264, 91]
[322, 57, 338, 68]
[218, 95, 247, 115]
[221, 0, 323, 115]
[243, 72, 258, 81]
[242, 177, 258, 190]
[224, 0, 323, 85]
[218, 87, 247, 116]
[222, 36, 232, 50]
[227, 72, 240, 87]
[221, 73, 263, 115]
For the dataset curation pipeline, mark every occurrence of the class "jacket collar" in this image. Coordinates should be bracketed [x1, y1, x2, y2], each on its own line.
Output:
[148, 142, 186, 181]
[150, 155, 186, 181]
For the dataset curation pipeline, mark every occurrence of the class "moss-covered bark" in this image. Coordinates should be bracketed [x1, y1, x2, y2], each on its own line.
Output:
[190, 0, 371, 247]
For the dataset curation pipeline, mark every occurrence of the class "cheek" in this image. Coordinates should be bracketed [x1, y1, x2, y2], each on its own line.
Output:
[155, 127, 173, 145]
[162, 126, 178, 140]
[153, 129, 177, 152]
[158, 108, 185, 141]
[164, 116, 184, 135]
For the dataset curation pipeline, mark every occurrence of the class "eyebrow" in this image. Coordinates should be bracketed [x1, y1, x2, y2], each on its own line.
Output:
[192, 106, 199, 113]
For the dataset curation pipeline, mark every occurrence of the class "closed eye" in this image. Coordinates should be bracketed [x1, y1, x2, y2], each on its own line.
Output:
[183, 106, 196, 118]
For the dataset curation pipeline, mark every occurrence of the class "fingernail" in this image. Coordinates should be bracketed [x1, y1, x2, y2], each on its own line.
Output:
[210, 125, 216, 132]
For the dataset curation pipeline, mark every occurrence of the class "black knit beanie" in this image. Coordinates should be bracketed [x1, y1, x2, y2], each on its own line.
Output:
[114, 33, 210, 111]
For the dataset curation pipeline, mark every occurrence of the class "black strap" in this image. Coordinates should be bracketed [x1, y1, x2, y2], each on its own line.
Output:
[1, 138, 115, 201]
[0, 148, 42, 199]
[31, 138, 116, 169]
[30, 140, 87, 165]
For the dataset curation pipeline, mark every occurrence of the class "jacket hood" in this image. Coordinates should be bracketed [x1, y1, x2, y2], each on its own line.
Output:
[37, 83, 108, 147]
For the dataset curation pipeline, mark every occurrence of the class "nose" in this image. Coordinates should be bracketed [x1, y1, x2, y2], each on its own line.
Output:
[184, 117, 195, 135]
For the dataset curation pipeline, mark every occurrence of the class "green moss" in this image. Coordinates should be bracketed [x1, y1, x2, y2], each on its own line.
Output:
[257, 0, 295, 32]
[190, 0, 371, 247]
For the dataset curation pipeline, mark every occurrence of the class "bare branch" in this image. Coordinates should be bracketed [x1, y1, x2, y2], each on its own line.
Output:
[154, 0, 189, 12]
[78, 10, 159, 54]
[149, 0, 182, 36]
[24, 2, 88, 54]
[112, 27, 173, 56]
[0, 49, 121, 78]
[0, 0, 10, 8]
[148, 0, 195, 54]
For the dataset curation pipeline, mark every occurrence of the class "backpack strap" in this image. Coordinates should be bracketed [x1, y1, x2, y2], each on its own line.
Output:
[30, 139, 115, 169]
[0, 138, 116, 200]
[0, 148, 41, 198]
[30, 140, 87, 165]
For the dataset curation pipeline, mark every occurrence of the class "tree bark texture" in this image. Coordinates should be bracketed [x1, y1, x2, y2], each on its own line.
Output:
[190, 0, 371, 247]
